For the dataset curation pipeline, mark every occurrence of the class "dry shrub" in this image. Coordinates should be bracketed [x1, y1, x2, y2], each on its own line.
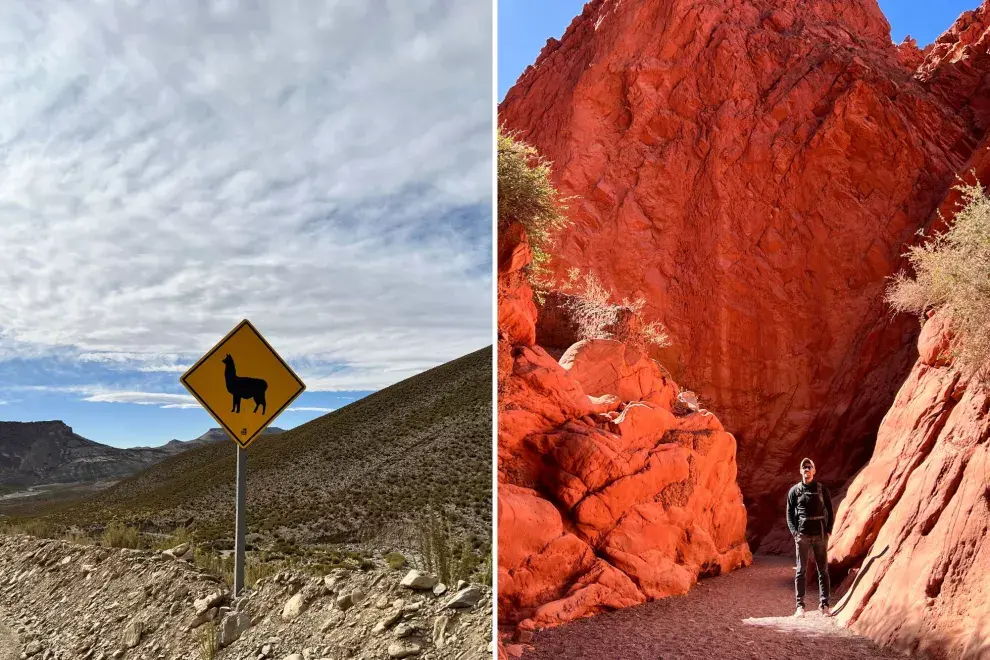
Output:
[887, 180, 990, 378]
[563, 271, 671, 348]
[198, 621, 218, 660]
[497, 128, 569, 277]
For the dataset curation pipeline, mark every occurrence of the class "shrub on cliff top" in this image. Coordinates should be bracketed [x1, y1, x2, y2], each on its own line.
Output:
[497, 128, 569, 274]
[887, 180, 990, 377]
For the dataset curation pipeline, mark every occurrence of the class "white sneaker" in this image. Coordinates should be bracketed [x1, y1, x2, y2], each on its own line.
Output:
[794, 605, 805, 617]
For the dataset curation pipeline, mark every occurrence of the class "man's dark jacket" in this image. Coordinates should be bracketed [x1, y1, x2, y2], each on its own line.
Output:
[786, 481, 834, 537]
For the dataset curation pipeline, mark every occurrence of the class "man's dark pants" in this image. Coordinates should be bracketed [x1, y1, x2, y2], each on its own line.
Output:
[795, 532, 830, 608]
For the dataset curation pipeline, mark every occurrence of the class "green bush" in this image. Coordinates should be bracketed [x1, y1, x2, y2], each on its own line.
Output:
[198, 621, 217, 660]
[384, 551, 408, 570]
[416, 507, 481, 585]
[497, 128, 569, 276]
[100, 522, 142, 549]
[887, 180, 990, 377]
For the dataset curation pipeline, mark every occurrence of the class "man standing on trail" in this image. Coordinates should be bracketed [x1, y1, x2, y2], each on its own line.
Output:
[787, 457, 834, 617]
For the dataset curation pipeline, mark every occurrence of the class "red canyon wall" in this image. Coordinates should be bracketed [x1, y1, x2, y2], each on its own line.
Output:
[499, 0, 990, 550]
[497, 223, 751, 631]
[828, 309, 990, 659]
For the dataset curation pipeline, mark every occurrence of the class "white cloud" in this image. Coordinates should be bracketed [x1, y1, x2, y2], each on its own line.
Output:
[0, 0, 492, 393]
[82, 391, 198, 406]
[286, 406, 336, 413]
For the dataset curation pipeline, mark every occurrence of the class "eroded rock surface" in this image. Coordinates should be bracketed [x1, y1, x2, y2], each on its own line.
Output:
[497, 224, 750, 632]
[829, 311, 990, 659]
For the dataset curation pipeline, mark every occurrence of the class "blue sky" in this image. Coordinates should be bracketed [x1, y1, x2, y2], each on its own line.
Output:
[0, 1, 492, 448]
[498, 0, 980, 100]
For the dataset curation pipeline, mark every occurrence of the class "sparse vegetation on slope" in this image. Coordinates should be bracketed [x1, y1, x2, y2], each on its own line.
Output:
[18, 348, 492, 563]
[887, 181, 990, 377]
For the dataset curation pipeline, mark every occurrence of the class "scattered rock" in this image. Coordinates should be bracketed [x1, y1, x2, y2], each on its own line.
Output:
[0, 536, 491, 659]
[399, 570, 438, 590]
[444, 587, 482, 609]
[387, 641, 421, 658]
[218, 611, 252, 647]
[122, 620, 143, 648]
[282, 593, 308, 621]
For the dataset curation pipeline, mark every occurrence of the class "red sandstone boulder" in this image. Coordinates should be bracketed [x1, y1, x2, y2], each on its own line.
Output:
[498, 222, 538, 348]
[829, 310, 990, 658]
[498, 161, 751, 633]
[499, 0, 990, 549]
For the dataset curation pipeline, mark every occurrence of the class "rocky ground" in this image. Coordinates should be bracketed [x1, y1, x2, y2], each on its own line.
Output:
[506, 556, 920, 660]
[0, 535, 492, 660]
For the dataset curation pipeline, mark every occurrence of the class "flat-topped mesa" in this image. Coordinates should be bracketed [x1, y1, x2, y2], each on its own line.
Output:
[500, 0, 990, 551]
[497, 221, 751, 630]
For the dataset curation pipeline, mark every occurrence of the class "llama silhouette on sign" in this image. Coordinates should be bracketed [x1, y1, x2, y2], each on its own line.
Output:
[222, 354, 268, 414]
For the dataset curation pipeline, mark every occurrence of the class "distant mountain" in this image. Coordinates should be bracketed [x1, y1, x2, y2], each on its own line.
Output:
[158, 427, 285, 452]
[48, 347, 492, 549]
[0, 422, 284, 488]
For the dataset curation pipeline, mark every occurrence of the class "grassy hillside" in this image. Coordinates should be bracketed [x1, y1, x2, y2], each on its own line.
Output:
[33, 347, 492, 554]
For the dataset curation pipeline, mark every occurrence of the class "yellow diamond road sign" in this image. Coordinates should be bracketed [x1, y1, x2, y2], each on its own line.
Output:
[180, 319, 305, 449]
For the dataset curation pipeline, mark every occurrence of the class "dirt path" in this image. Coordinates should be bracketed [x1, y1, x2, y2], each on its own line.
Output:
[520, 556, 920, 660]
[0, 613, 18, 660]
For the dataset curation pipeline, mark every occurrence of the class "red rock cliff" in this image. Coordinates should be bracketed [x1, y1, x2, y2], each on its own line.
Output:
[497, 222, 751, 631]
[499, 0, 990, 550]
[828, 308, 990, 658]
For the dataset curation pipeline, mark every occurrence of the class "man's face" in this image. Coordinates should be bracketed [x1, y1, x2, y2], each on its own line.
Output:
[801, 463, 815, 483]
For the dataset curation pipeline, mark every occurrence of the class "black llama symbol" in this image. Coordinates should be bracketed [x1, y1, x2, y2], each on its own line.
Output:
[222, 354, 268, 414]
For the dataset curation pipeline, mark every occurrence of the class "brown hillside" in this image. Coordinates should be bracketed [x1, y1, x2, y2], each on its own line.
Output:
[38, 347, 492, 552]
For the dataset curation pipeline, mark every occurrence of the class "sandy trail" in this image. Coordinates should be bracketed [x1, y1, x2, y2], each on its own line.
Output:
[519, 556, 920, 660]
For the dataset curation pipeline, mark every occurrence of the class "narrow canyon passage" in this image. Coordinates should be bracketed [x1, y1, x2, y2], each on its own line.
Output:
[518, 556, 916, 660]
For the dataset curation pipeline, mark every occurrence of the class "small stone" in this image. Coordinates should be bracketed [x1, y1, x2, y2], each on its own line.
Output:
[193, 591, 226, 615]
[281, 593, 308, 621]
[433, 614, 455, 648]
[335, 593, 353, 611]
[386, 642, 421, 659]
[122, 620, 143, 648]
[373, 610, 403, 633]
[218, 612, 252, 647]
[162, 543, 190, 559]
[432, 583, 447, 596]
[443, 586, 483, 609]
[399, 570, 438, 590]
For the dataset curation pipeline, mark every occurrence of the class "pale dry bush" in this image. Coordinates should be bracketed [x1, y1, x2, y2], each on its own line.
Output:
[563, 271, 671, 348]
[887, 180, 990, 378]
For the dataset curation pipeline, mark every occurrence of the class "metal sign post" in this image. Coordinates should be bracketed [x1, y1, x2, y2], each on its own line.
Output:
[234, 445, 247, 595]
[180, 319, 306, 597]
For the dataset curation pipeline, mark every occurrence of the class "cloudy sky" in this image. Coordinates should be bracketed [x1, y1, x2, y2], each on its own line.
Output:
[0, 0, 493, 447]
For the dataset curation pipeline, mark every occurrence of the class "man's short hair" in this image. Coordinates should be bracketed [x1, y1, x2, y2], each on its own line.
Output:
[800, 458, 815, 469]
